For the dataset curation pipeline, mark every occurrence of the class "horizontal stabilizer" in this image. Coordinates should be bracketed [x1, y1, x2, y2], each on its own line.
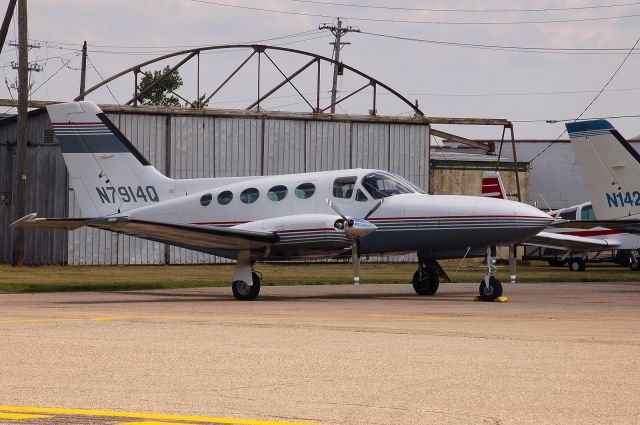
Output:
[11, 213, 94, 230]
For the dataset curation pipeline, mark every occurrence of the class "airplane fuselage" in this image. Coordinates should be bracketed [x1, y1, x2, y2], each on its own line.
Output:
[123, 168, 552, 260]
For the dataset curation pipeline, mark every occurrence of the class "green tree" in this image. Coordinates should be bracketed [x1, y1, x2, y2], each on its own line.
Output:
[137, 66, 183, 107]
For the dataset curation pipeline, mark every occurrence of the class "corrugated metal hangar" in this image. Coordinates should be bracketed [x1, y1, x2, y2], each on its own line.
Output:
[1, 107, 430, 264]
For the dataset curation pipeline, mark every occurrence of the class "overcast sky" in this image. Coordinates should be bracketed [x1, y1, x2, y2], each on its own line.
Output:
[1, 0, 638, 141]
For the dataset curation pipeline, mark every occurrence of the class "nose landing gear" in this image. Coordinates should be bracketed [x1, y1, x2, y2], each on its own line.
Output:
[479, 246, 503, 301]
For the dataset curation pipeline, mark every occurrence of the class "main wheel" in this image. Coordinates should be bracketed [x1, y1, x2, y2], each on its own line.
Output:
[232, 272, 261, 300]
[568, 258, 586, 272]
[412, 268, 439, 296]
[479, 276, 503, 301]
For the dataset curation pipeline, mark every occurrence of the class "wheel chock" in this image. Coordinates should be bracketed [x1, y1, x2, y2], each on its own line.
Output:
[473, 296, 509, 302]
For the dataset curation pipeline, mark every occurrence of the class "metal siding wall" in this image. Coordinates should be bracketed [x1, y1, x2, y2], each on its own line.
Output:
[214, 117, 262, 177]
[305, 121, 350, 171]
[2, 110, 430, 265]
[263, 119, 305, 175]
[170, 115, 219, 264]
[0, 113, 67, 264]
[351, 123, 390, 169]
[389, 124, 429, 191]
[0, 123, 13, 262]
[67, 114, 166, 265]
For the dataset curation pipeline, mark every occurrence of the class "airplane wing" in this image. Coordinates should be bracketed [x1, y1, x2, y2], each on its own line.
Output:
[551, 219, 640, 234]
[11, 214, 279, 251]
[525, 230, 620, 250]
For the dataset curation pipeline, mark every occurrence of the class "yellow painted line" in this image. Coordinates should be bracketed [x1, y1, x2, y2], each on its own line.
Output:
[0, 412, 51, 419]
[0, 406, 323, 425]
[117, 422, 207, 425]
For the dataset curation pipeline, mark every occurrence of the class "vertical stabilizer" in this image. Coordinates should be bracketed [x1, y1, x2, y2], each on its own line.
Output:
[481, 171, 507, 199]
[47, 101, 175, 217]
[566, 120, 640, 220]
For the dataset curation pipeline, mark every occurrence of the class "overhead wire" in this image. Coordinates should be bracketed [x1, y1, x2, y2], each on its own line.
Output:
[190, 0, 640, 25]
[282, 0, 640, 13]
[359, 31, 640, 55]
[529, 34, 640, 163]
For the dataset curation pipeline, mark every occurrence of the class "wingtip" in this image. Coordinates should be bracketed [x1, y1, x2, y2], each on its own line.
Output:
[10, 213, 38, 228]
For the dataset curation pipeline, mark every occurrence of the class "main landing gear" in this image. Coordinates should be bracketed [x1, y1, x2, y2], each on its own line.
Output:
[412, 258, 449, 296]
[479, 246, 503, 301]
[231, 250, 261, 300]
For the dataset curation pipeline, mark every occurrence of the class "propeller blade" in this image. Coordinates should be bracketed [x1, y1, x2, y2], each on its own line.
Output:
[352, 240, 360, 285]
[364, 199, 384, 219]
[326, 198, 348, 221]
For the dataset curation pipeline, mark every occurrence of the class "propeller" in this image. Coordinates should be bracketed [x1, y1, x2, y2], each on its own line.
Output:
[327, 199, 383, 285]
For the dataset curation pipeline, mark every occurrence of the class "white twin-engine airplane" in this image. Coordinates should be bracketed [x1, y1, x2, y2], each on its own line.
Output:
[12, 101, 553, 300]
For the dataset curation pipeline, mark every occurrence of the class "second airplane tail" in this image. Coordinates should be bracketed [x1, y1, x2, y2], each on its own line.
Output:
[566, 120, 640, 220]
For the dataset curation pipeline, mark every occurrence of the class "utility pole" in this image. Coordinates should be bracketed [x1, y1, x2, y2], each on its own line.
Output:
[78, 40, 87, 100]
[13, 0, 27, 266]
[319, 18, 359, 113]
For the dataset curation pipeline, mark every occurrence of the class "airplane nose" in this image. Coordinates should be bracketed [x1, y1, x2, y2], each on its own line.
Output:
[515, 203, 554, 228]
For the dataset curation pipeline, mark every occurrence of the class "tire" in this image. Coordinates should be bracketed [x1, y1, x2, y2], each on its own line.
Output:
[412, 268, 439, 296]
[568, 258, 586, 272]
[479, 276, 503, 301]
[232, 272, 261, 300]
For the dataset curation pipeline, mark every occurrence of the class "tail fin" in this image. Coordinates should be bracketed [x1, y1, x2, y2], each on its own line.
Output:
[47, 101, 174, 217]
[481, 171, 507, 199]
[566, 119, 640, 220]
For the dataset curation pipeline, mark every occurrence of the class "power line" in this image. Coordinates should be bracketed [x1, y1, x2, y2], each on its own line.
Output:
[529, 33, 640, 163]
[360, 31, 640, 55]
[190, 0, 640, 25]
[285, 0, 640, 13]
[513, 113, 640, 124]
[28, 29, 321, 50]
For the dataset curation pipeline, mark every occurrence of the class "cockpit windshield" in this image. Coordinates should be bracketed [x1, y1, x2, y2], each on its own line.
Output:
[361, 172, 417, 199]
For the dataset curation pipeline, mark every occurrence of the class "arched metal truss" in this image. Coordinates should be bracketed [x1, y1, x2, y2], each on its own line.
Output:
[75, 44, 424, 117]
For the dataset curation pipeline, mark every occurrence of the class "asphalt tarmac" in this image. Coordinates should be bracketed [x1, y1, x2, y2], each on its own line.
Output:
[1, 282, 639, 425]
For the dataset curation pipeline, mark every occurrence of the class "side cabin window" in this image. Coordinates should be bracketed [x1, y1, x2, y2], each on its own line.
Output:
[200, 193, 212, 206]
[355, 189, 368, 202]
[240, 188, 260, 204]
[217, 191, 233, 205]
[362, 172, 413, 199]
[267, 185, 288, 202]
[580, 204, 596, 220]
[333, 176, 357, 199]
[559, 209, 577, 220]
[295, 183, 315, 199]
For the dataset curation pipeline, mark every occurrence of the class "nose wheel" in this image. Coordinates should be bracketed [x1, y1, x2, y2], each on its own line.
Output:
[479, 246, 503, 301]
[479, 276, 503, 301]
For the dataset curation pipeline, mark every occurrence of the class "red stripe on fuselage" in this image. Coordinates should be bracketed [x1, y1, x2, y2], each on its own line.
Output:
[275, 228, 336, 234]
[368, 215, 549, 221]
